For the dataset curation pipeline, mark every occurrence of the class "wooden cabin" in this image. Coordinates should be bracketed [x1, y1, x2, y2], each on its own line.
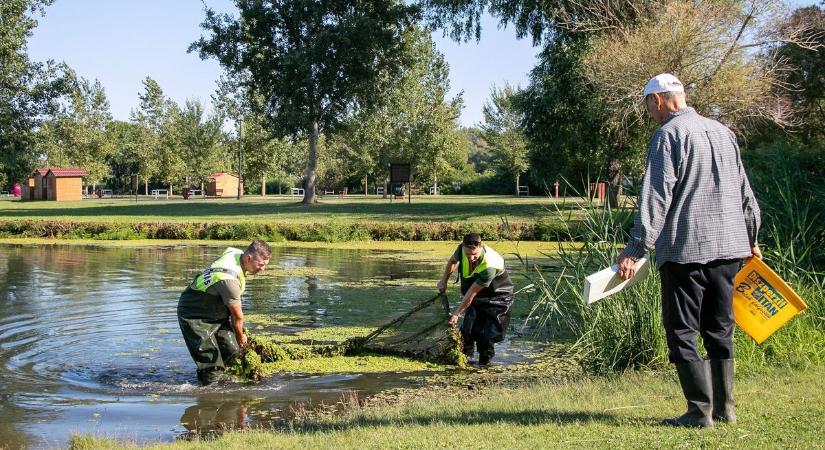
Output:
[22, 168, 50, 201]
[206, 172, 242, 197]
[44, 168, 87, 201]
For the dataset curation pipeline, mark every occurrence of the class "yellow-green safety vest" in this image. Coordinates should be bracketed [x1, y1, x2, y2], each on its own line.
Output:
[190, 247, 246, 295]
[461, 245, 506, 279]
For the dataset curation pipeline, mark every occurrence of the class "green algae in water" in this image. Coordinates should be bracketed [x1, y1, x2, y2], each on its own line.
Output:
[261, 354, 445, 374]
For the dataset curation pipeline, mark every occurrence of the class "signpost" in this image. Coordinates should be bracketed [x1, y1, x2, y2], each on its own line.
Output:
[389, 163, 411, 204]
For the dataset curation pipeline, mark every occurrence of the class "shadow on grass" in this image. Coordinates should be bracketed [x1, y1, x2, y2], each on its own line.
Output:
[284, 407, 633, 435]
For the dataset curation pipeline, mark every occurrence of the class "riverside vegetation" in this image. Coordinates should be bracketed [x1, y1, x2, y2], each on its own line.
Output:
[50, 143, 825, 448]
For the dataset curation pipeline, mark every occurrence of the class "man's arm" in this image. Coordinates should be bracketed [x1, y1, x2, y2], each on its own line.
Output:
[734, 134, 762, 258]
[618, 132, 677, 279]
[438, 257, 458, 293]
[209, 280, 246, 346]
[449, 283, 484, 326]
[227, 302, 246, 347]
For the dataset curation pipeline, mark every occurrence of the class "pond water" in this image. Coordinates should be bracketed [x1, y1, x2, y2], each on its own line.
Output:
[0, 244, 539, 448]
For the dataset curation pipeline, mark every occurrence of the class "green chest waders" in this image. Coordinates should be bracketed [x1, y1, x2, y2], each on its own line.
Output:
[177, 248, 246, 385]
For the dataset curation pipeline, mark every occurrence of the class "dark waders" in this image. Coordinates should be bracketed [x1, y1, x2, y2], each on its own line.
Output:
[460, 296, 513, 365]
[178, 287, 240, 385]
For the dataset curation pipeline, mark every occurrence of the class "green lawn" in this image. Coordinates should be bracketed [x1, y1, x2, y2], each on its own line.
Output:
[70, 365, 825, 449]
[0, 195, 567, 224]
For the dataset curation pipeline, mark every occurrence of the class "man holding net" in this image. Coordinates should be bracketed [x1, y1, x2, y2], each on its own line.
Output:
[177, 240, 271, 385]
[438, 233, 514, 366]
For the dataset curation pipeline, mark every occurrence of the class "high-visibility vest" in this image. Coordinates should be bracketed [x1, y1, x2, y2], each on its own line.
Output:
[190, 247, 246, 295]
[457, 244, 514, 298]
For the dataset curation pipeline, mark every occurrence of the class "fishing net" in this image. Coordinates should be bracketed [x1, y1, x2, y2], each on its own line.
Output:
[356, 293, 464, 362]
[238, 294, 466, 380]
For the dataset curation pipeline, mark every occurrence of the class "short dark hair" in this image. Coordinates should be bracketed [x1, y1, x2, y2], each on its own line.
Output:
[245, 239, 272, 259]
[462, 233, 482, 248]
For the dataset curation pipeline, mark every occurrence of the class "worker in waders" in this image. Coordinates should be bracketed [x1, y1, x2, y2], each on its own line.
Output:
[178, 240, 271, 385]
[438, 233, 514, 366]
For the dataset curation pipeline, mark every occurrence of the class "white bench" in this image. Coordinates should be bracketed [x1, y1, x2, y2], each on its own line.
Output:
[151, 189, 169, 199]
[517, 185, 529, 196]
[375, 186, 385, 195]
[101, 189, 113, 197]
[188, 189, 202, 197]
[290, 188, 304, 197]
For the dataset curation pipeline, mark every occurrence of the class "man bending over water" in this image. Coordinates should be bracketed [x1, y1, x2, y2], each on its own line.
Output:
[178, 240, 271, 385]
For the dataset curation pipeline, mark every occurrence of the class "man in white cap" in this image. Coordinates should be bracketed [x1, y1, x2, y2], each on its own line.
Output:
[616, 73, 761, 427]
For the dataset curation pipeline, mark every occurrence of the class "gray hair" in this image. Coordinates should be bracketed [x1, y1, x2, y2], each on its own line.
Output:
[245, 239, 272, 259]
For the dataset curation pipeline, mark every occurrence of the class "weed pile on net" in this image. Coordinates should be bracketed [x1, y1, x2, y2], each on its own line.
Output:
[233, 294, 466, 381]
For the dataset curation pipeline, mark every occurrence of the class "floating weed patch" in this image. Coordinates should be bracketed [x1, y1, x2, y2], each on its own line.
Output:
[261, 354, 445, 374]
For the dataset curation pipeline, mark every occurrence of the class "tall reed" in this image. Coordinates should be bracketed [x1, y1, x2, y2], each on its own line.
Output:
[522, 166, 825, 374]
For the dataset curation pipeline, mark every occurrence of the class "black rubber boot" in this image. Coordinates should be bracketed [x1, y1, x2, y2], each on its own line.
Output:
[662, 360, 714, 428]
[710, 359, 736, 424]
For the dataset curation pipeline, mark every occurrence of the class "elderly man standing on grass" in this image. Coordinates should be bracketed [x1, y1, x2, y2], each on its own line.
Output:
[438, 233, 515, 367]
[178, 240, 271, 385]
[616, 74, 761, 428]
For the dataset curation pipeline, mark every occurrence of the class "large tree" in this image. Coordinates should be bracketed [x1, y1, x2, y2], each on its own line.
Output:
[212, 75, 296, 197]
[0, 0, 65, 188]
[481, 82, 528, 195]
[168, 99, 227, 191]
[330, 26, 466, 194]
[191, 0, 418, 204]
[36, 70, 114, 190]
[130, 77, 170, 194]
[775, 5, 825, 141]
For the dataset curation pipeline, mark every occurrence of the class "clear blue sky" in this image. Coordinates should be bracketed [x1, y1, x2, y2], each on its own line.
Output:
[26, 1, 539, 128]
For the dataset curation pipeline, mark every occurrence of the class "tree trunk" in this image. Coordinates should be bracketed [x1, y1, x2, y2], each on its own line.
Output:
[364, 175, 368, 197]
[237, 121, 244, 201]
[606, 159, 623, 209]
[302, 121, 319, 204]
[168, 182, 172, 196]
[515, 173, 520, 196]
[261, 175, 266, 196]
[144, 179, 148, 196]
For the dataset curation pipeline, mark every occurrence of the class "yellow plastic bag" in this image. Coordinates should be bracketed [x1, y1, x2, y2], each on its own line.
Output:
[733, 257, 807, 344]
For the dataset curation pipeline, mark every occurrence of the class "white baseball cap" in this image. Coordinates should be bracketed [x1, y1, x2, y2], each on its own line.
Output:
[642, 73, 685, 98]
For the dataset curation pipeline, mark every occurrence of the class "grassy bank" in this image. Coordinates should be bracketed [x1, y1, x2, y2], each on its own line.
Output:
[0, 238, 566, 260]
[69, 365, 825, 449]
[0, 195, 563, 224]
[0, 195, 584, 242]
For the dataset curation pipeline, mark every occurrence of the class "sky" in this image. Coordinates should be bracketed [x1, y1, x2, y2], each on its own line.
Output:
[26, 1, 540, 128]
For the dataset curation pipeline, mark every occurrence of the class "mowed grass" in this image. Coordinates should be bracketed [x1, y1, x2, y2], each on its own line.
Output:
[70, 366, 825, 449]
[0, 195, 565, 224]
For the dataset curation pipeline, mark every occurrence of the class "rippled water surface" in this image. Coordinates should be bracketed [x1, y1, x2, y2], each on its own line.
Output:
[0, 244, 536, 448]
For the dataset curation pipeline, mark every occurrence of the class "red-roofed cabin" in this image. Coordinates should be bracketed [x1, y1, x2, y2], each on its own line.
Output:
[206, 172, 242, 198]
[22, 168, 50, 201]
[44, 168, 87, 201]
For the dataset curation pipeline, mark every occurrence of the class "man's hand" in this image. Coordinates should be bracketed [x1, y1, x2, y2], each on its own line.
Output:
[437, 279, 447, 294]
[237, 332, 248, 348]
[616, 255, 638, 281]
[448, 314, 459, 326]
[750, 245, 762, 260]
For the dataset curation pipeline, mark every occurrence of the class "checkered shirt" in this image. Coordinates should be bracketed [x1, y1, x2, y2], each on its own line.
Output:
[621, 107, 761, 267]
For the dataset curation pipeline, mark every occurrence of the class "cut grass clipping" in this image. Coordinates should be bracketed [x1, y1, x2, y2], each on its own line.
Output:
[234, 294, 467, 380]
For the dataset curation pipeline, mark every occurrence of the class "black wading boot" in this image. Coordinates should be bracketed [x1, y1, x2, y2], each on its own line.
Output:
[662, 360, 714, 428]
[710, 359, 736, 424]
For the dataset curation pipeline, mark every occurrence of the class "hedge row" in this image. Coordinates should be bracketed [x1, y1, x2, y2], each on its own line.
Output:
[0, 219, 583, 242]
